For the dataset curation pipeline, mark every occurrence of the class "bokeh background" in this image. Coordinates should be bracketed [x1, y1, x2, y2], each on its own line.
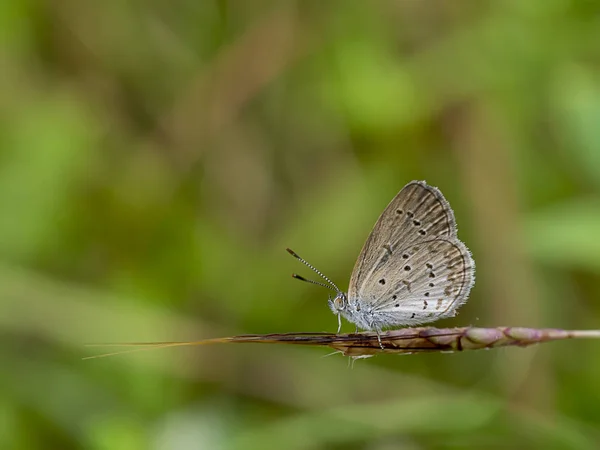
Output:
[2, 1, 600, 449]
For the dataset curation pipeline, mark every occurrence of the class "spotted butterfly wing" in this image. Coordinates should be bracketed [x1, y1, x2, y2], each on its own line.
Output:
[346, 181, 475, 330]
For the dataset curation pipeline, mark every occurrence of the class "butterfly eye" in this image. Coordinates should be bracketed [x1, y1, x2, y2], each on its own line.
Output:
[333, 294, 346, 310]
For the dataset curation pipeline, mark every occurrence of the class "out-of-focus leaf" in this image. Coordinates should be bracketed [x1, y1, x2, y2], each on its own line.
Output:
[526, 198, 600, 271]
[0, 92, 97, 262]
[552, 66, 600, 190]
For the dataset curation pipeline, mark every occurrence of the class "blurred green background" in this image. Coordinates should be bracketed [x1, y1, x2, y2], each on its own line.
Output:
[2, 1, 600, 449]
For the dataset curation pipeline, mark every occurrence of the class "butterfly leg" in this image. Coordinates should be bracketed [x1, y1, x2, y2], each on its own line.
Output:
[355, 325, 359, 334]
[376, 330, 384, 350]
[336, 314, 342, 334]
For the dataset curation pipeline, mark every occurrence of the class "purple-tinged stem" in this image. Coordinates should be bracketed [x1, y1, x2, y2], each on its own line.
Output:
[84, 327, 600, 359]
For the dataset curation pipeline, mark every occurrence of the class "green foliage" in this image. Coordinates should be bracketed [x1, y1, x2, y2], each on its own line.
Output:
[1, 1, 600, 449]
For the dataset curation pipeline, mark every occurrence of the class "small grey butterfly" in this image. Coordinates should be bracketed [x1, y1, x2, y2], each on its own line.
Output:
[288, 180, 475, 343]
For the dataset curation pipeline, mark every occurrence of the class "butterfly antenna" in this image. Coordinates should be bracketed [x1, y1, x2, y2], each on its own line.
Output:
[286, 248, 341, 292]
[290, 273, 337, 291]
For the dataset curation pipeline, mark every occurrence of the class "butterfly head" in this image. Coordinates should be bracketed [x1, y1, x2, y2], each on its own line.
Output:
[328, 291, 348, 314]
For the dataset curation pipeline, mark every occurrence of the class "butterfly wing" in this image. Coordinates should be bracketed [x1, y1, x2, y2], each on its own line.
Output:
[346, 181, 474, 328]
[348, 181, 457, 298]
[360, 238, 475, 326]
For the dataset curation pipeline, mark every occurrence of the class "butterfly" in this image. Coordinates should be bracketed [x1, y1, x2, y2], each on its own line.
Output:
[288, 181, 475, 344]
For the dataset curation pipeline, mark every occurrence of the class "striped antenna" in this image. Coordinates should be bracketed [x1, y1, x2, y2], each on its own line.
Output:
[286, 248, 341, 292]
